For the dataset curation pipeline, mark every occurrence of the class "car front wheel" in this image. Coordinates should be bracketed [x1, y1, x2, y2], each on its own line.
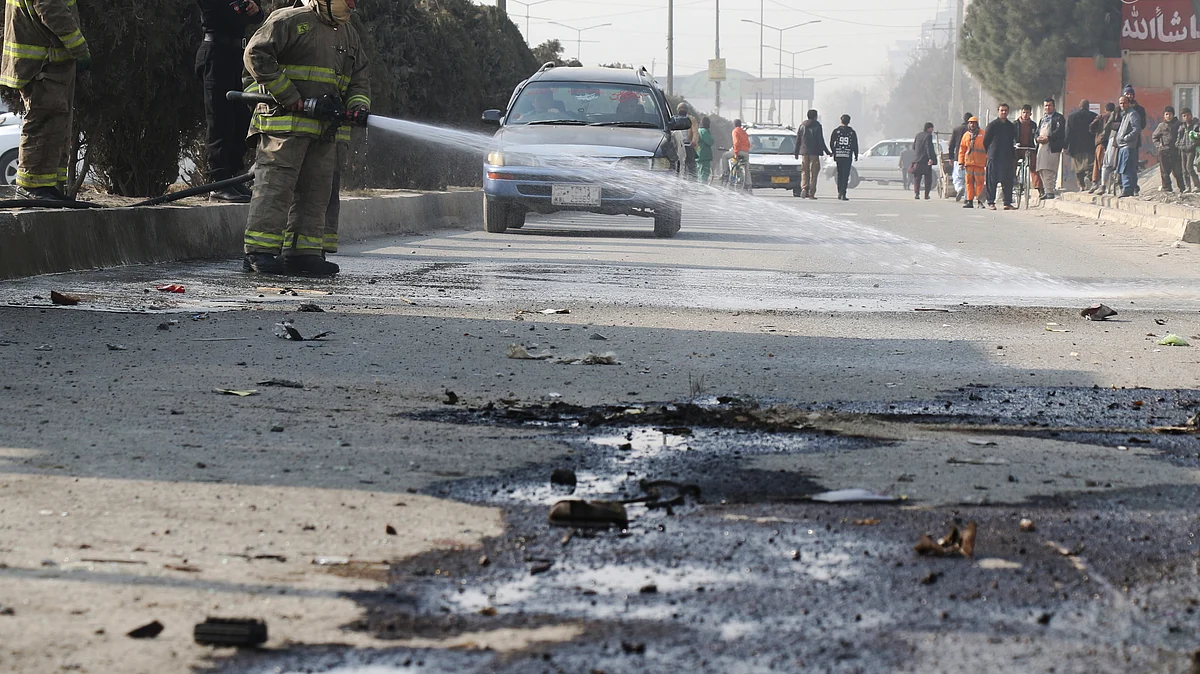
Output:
[484, 197, 510, 233]
[0, 149, 18, 186]
[653, 202, 681, 238]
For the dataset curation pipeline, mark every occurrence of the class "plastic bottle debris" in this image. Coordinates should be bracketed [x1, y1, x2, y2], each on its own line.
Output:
[1080, 304, 1117, 321]
[811, 488, 898, 503]
[1157, 334, 1190, 347]
[193, 618, 268, 647]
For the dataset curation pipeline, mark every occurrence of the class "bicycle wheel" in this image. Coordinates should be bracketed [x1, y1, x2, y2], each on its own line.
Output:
[1020, 167, 1031, 209]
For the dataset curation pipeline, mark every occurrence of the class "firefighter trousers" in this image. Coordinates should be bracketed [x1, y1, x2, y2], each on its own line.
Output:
[17, 61, 75, 190]
[287, 142, 344, 253]
[244, 134, 336, 258]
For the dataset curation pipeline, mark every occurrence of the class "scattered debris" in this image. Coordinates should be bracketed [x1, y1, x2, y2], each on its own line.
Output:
[549, 499, 628, 529]
[506, 343, 553, 360]
[555, 351, 618, 365]
[1155, 318, 1167, 326]
[479, 555, 489, 566]
[1037, 612, 1054, 625]
[33, 344, 52, 351]
[639, 584, 658, 594]
[811, 488, 898, 504]
[977, 558, 1022, 570]
[191, 313, 209, 321]
[257, 378, 304, 389]
[966, 438, 997, 446]
[550, 468, 577, 491]
[164, 564, 201, 573]
[946, 457, 1009, 466]
[1019, 519, 1036, 532]
[385, 525, 398, 536]
[213, 389, 258, 397]
[1080, 304, 1117, 321]
[1157, 334, 1190, 347]
[919, 571, 942, 585]
[193, 618, 268, 647]
[915, 522, 977, 558]
[1045, 327, 1070, 333]
[626, 480, 701, 509]
[297, 303, 324, 312]
[530, 561, 553, 575]
[50, 290, 81, 306]
[126, 620, 164, 639]
[479, 607, 498, 617]
[0, 606, 14, 616]
[312, 556, 350, 566]
[443, 390, 459, 405]
[256, 286, 329, 296]
[274, 321, 332, 341]
[539, 308, 570, 315]
[621, 641, 646, 655]
[852, 518, 881, 526]
[270, 425, 284, 433]
[156, 284, 185, 294]
[106, 344, 127, 351]
[913, 308, 952, 313]
[589, 333, 609, 340]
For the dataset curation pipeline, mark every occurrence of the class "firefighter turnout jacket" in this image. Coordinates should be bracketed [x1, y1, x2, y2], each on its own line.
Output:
[242, 4, 370, 144]
[1, 0, 89, 90]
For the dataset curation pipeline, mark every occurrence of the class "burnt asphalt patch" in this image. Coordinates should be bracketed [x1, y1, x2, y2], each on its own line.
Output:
[208, 388, 1200, 673]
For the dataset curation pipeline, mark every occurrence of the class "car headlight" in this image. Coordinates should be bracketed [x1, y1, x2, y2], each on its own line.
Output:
[618, 157, 672, 171]
[487, 151, 538, 167]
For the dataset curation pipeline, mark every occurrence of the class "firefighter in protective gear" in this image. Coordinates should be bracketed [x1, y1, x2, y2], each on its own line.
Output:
[241, 0, 369, 276]
[1, 0, 90, 201]
[957, 116, 986, 209]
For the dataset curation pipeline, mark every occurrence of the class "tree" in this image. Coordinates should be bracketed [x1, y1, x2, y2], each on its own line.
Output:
[532, 39, 565, 66]
[961, 0, 1121, 106]
[880, 45, 979, 138]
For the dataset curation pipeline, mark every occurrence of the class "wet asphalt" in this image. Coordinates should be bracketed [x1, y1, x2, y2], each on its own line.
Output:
[4, 185, 1200, 673]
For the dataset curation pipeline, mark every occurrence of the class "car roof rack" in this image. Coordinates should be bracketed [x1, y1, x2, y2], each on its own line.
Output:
[537, 62, 556, 73]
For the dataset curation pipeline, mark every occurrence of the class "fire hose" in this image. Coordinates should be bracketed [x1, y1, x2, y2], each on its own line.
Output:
[0, 90, 365, 210]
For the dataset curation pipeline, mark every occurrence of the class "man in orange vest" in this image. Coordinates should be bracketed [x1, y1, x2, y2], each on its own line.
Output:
[957, 116, 986, 208]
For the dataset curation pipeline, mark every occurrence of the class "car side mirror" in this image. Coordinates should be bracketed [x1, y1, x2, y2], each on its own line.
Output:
[668, 116, 692, 132]
[481, 109, 503, 125]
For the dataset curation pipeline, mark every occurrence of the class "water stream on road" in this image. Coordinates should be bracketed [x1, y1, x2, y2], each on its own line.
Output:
[366, 117, 1172, 304]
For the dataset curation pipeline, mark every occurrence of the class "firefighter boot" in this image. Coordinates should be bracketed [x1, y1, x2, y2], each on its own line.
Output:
[283, 254, 339, 277]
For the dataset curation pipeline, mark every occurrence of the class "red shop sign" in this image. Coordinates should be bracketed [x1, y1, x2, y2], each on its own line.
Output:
[1122, 0, 1200, 52]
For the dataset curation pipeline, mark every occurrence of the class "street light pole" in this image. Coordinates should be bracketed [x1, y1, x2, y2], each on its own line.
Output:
[799, 62, 831, 117]
[742, 19, 819, 124]
[549, 20, 612, 64]
[714, 0, 721, 114]
[667, 0, 674, 95]
[508, 0, 553, 45]
[768, 44, 826, 126]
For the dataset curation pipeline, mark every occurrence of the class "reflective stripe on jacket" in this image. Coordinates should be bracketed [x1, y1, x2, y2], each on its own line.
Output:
[1, 0, 88, 90]
[243, 4, 370, 140]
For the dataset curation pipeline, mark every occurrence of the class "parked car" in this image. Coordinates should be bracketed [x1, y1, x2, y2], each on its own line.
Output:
[480, 64, 692, 237]
[824, 137, 941, 187]
[0, 100, 22, 186]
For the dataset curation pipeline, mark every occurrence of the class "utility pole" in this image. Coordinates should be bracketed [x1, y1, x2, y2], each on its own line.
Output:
[714, 0, 720, 114]
[498, 0, 506, 16]
[948, 0, 964, 127]
[758, 0, 764, 124]
[667, 0, 674, 95]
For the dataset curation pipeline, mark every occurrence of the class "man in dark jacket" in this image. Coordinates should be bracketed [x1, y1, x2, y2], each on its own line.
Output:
[1035, 98, 1066, 199]
[912, 122, 936, 200]
[196, 0, 263, 203]
[1152, 105, 1184, 192]
[829, 114, 859, 201]
[982, 103, 1017, 209]
[1066, 99, 1097, 191]
[949, 112, 972, 201]
[1177, 107, 1199, 192]
[793, 109, 829, 199]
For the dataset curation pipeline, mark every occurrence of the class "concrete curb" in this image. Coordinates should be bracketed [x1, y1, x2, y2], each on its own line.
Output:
[1049, 191, 1200, 243]
[0, 189, 483, 280]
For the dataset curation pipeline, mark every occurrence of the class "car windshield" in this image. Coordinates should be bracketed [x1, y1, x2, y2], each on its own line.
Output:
[507, 83, 664, 128]
[749, 134, 795, 155]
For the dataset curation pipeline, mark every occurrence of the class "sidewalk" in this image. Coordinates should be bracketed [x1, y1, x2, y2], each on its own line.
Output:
[1047, 189, 1200, 243]
[0, 189, 483, 280]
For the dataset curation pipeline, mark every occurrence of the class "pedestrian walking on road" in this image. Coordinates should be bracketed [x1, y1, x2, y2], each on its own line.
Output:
[1153, 105, 1185, 193]
[829, 114, 858, 201]
[899, 145, 916, 190]
[696, 116, 714, 184]
[911, 122, 936, 200]
[1035, 98, 1066, 199]
[196, 0, 263, 203]
[241, 0, 371, 277]
[983, 103, 1017, 209]
[1177, 107, 1200, 192]
[794, 109, 829, 199]
[949, 112, 972, 201]
[1115, 94, 1144, 198]
[1, 0, 90, 201]
[957, 116, 985, 208]
[677, 102, 698, 179]
[1066, 98, 1097, 191]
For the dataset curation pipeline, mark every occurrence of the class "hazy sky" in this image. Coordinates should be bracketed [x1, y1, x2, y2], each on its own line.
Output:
[496, 0, 947, 93]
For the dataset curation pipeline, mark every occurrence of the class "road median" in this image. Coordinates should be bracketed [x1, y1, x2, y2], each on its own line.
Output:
[0, 189, 483, 280]
[1049, 191, 1200, 243]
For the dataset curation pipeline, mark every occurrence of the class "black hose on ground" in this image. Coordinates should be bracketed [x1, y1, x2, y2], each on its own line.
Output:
[131, 172, 254, 207]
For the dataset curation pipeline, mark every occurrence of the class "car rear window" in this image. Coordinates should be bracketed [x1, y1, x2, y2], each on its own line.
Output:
[508, 83, 663, 127]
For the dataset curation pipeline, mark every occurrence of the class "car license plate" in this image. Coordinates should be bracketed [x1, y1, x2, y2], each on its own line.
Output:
[771, 176, 790, 184]
[551, 184, 602, 206]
